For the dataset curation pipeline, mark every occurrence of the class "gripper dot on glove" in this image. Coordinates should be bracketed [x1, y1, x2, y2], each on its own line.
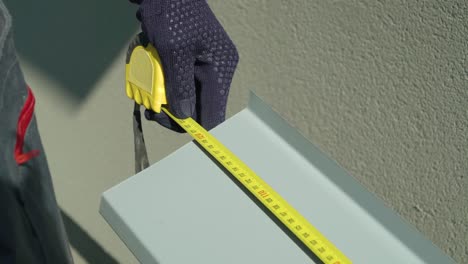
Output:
[130, 0, 239, 132]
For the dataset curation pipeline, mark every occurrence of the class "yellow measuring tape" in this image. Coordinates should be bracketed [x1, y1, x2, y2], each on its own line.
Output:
[125, 43, 352, 264]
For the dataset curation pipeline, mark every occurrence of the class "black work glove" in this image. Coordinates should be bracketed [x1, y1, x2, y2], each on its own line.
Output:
[129, 0, 239, 132]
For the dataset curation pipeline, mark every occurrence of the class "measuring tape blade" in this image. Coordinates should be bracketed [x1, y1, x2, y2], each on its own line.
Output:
[126, 43, 352, 264]
[163, 108, 351, 264]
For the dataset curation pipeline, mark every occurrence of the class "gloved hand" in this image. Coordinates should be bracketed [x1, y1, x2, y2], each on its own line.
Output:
[129, 0, 239, 132]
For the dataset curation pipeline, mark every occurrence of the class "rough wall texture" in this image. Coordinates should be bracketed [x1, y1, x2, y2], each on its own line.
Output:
[209, 0, 467, 262]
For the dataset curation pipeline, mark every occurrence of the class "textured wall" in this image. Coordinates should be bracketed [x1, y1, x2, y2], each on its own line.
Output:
[209, 0, 467, 262]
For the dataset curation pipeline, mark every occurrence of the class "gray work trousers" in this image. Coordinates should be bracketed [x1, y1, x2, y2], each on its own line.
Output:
[0, 1, 73, 263]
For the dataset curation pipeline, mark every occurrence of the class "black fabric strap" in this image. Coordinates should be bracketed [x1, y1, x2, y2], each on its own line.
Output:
[133, 103, 149, 174]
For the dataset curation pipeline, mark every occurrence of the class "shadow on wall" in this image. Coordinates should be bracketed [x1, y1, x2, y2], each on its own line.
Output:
[4, 0, 139, 104]
[61, 209, 119, 264]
